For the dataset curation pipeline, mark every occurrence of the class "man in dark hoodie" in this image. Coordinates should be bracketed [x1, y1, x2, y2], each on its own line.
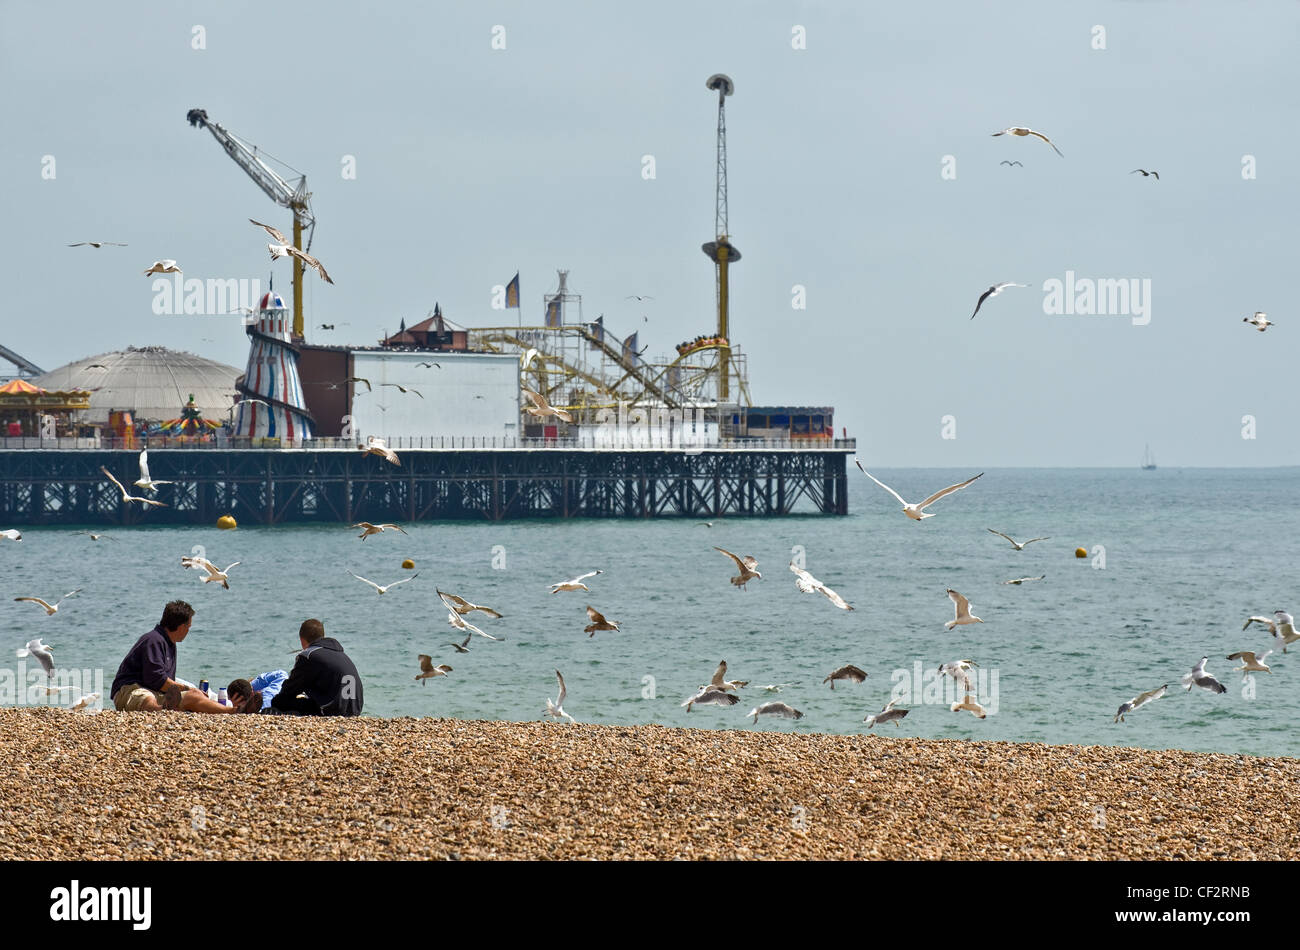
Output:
[270, 618, 363, 716]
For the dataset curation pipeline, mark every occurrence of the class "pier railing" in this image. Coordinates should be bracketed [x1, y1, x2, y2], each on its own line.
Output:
[0, 435, 857, 453]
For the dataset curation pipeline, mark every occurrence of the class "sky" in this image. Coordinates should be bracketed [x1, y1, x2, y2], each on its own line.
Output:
[2, 0, 1297, 466]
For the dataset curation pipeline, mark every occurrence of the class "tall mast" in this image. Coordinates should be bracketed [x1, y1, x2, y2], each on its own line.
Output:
[701, 74, 740, 404]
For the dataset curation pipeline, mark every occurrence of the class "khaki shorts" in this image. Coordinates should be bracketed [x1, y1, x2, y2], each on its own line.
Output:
[114, 684, 165, 711]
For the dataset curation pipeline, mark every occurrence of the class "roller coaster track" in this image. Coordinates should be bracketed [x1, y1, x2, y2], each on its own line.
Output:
[0, 344, 44, 378]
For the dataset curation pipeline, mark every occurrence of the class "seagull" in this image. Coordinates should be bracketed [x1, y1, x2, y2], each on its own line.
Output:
[1182, 656, 1227, 694]
[1227, 650, 1273, 677]
[360, 436, 400, 466]
[714, 547, 761, 589]
[746, 701, 803, 724]
[33, 684, 77, 696]
[16, 638, 54, 676]
[550, 570, 602, 594]
[437, 590, 504, 640]
[251, 219, 335, 284]
[100, 466, 167, 508]
[758, 684, 792, 693]
[703, 660, 748, 693]
[352, 521, 408, 540]
[790, 563, 853, 610]
[863, 699, 910, 729]
[1114, 684, 1168, 723]
[380, 383, 423, 398]
[944, 589, 984, 631]
[697, 521, 719, 528]
[1268, 611, 1300, 653]
[439, 593, 503, 619]
[0, 529, 21, 541]
[319, 324, 336, 330]
[625, 295, 654, 301]
[545, 670, 577, 724]
[83, 532, 115, 542]
[133, 450, 172, 494]
[14, 589, 83, 616]
[938, 659, 979, 693]
[520, 348, 541, 370]
[681, 688, 740, 712]
[855, 462, 983, 520]
[1002, 575, 1046, 585]
[823, 665, 868, 689]
[415, 656, 453, 684]
[69, 241, 127, 248]
[143, 260, 181, 275]
[970, 282, 1028, 320]
[987, 529, 1050, 550]
[415, 362, 441, 369]
[950, 693, 987, 719]
[71, 692, 102, 712]
[181, 556, 240, 589]
[1130, 169, 1159, 179]
[446, 633, 473, 654]
[583, 606, 620, 637]
[992, 126, 1063, 157]
[998, 161, 1023, 167]
[522, 387, 574, 423]
[348, 570, 418, 595]
[347, 376, 373, 392]
[1243, 312, 1273, 332]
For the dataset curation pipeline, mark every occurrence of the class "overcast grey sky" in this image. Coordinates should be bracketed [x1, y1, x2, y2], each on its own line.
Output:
[3, 0, 1297, 465]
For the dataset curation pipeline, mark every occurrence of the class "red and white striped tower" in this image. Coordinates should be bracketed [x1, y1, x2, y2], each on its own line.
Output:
[233, 291, 312, 442]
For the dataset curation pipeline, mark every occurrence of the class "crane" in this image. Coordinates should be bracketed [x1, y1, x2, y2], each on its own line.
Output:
[701, 74, 740, 404]
[186, 108, 315, 340]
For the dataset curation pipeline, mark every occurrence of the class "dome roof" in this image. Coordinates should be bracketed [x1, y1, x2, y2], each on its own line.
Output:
[259, 291, 286, 310]
[32, 346, 240, 424]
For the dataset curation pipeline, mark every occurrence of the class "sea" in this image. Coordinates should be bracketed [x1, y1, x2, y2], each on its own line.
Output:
[4, 467, 1298, 758]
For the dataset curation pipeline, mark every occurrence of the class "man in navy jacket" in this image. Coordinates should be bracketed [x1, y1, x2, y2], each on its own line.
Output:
[271, 618, 363, 716]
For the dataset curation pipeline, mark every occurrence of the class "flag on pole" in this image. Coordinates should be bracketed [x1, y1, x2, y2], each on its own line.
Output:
[505, 272, 520, 309]
[545, 295, 562, 328]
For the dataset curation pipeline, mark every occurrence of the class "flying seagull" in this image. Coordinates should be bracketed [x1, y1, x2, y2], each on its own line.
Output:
[416, 362, 441, 369]
[352, 521, 408, 540]
[545, 670, 577, 724]
[823, 665, 868, 689]
[447, 633, 473, 654]
[347, 570, 418, 595]
[69, 241, 127, 248]
[681, 687, 740, 712]
[790, 563, 853, 610]
[863, 699, 909, 729]
[1227, 650, 1273, 677]
[1114, 684, 1168, 723]
[1267, 611, 1300, 653]
[944, 589, 984, 631]
[71, 692, 102, 712]
[415, 656, 453, 684]
[360, 436, 400, 466]
[380, 383, 423, 398]
[100, 466, 167, 508]
[855, 462, 983, 520]
[251, 219, 334, 284]
[143, 260, 181, 275]
[1002, 575, 1046, 585]
[181, 556, 240, 589]
[625, 295, 654, 301]
[1130, 169, 1159, 179]
[992, 127, 1063, 157]
[1182, 656, 1227, 694]
[970, 282, 1028, 320]
[522, 387, 574, 423]
[0, 529, 22, 541]
[134, 450, 172, 494]
[550, 570, 602, 594]
[703, 660, 748, 693]
[583, 605, 620, 637]
[1243, 614, 1280, 635]
[1243, 312, 1273, 332]
[998, 161, 1023, 167]
[746, 701, 804, 725]
[986, 529, 1049, 550]
[439, 593, 503, 619]
[16, 638, 55, 677]
[950, 693, 988, 719]
[14, 589, 83, 616]
[437, 590, 504, 641]
[938, 659, 979, 693]
[714, 547, 761, 589]
[346, 376, 373, 392]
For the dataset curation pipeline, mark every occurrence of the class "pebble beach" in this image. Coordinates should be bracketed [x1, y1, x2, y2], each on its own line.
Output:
[2, 707, 1296, 860]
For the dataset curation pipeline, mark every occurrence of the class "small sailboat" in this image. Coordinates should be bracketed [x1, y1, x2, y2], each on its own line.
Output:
[1141, 444, 1156, 470]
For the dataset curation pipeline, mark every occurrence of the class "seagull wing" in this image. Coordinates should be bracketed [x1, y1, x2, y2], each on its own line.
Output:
[819, 584, 853, 610]
[348, 571, 383, 593]
[138, 450, 151, 482]
[55, 588, 83, 607]
[1020, 537, 1050, 546]
[987, 528, 1017, 546]
[384, 574, 418, 590]
[15, 597, 55, 611]
[970, 286, 996, 320]
[379, 524, 409, 535]
[250, 219, 289, 245]
[585, 605, 608, 625]
[854, 462, 908, 506]
[572, 570, 601, 583]
[1243, 616, 1276, 633]
[100, 466, 130, 499]
[947, 589, 973, 616]
[710, 661, 728, 687]
[918, 473, 983, 509]
[713, 546, 746, 573]
[1027, 130, 1064, 156]
[1227, 652, 1257, 663]
[555, 670, 567, 707]
[418, 655, 435, 674]
[1130, 685, 1167, 710]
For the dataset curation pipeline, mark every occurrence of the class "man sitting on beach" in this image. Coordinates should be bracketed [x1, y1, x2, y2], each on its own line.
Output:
[111, 601, 250, 713]
[269, 619, 363, 716]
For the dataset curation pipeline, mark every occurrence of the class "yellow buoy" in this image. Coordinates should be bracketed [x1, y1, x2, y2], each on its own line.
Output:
[401, 558, 415, 570]
[1074, 547, 1087, 558]
[217, 515, 237, 530]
